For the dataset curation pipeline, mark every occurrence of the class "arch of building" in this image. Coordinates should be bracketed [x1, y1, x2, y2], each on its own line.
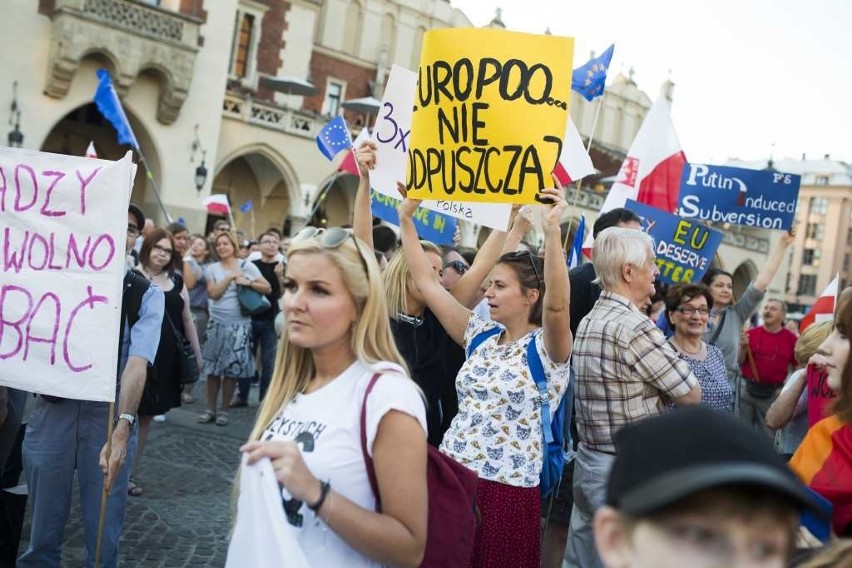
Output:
[212, 144, 302, 238]
[307, 173, 359, 228]
[732, 259, 758, 300]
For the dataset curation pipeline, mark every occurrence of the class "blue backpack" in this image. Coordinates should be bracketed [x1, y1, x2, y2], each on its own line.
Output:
[467, 327, 569, 497]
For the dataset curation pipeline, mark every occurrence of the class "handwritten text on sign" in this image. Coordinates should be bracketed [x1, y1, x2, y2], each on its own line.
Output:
[678, 163, 800, 231]
[627, 199, 723, 285]
[371, 64, 511, 231]
[0, 148, 134, 402]
[407, 29, 573, 205]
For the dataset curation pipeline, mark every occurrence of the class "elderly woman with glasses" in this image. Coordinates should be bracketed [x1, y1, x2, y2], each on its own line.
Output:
[396, 182, 571, 567]
[664, 283, 732, 413]
[236, 226, 429, 567]
[129, 228, 203, 495]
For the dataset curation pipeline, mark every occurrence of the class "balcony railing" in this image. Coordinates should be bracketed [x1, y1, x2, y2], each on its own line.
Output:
[222, 94, 322, 139]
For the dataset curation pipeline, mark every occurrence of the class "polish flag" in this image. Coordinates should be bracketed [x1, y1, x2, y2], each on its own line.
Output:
[553, 118, 595, 186]
[85, 141, 98, 158]
[583, 95, 686, 256]
[202, 194, 231, 216]
[800, 275, 839, 333]
[337, 126, 371, 176]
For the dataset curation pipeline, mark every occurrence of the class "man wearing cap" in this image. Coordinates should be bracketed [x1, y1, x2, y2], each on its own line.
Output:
[565, 227, 701, 568]
[19, 203, 164, 568]
[593, 406, 823, 567]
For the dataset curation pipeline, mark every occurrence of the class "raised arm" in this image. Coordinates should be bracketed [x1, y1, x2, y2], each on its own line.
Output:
[753, 229, 795, 292]
[398, 190, 471, 345]
[182, 256, 200, 289]
[352, 142, 377, 249]
[539, 185, 572, 364]
[766, 369, 807, 430]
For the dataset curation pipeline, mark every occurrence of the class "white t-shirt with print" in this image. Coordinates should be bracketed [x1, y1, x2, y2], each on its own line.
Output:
[440, 313, 570, 488]
[261, 360, 427, 568]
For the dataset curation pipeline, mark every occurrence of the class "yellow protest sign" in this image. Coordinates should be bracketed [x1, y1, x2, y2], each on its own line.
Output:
[406, 28, 573, 205]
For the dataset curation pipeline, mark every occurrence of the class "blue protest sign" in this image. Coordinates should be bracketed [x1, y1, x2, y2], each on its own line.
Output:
[371, 189, 457, 245]
[677, 163, 800, 231]
[627, 199, 724, 285]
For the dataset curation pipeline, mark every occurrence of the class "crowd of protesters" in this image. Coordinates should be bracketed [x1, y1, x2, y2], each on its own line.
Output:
[2, 142, 852, 567]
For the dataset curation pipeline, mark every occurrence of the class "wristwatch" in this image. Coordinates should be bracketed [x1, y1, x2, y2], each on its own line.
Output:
[115, 413, 136, 429]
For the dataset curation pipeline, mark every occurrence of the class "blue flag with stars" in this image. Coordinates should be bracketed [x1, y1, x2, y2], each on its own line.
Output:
[239, 200, 253, 213]
[316, 116, 353, 161]
[571, 44, 615, 102]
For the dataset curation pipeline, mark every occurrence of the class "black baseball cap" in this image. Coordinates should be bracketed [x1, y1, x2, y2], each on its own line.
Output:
[128, 203, 145, 230]
[606, 406, 825, 517]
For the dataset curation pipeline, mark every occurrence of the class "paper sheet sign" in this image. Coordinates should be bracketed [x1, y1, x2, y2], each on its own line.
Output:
[406, 28, 573, 205]
[371, 64, 511, 231]
[678, 163, 800, 231]
[0, 147, 135, 402]
[627, 199, 723, 285]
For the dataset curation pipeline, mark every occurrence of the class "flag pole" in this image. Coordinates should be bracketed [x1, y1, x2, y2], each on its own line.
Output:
[564, 94, 606, 249]
[299, 171, 340, 232]
[94, 401, 116, 568]
[136, 153, 172, 223]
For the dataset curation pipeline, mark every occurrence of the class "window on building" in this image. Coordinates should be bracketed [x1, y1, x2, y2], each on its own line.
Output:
[798, 274, 818, 296]
[342, 1, 362, 55]
[324, 80, 344, 117]
[848, 227, 852, 246]
[809, 196, 828, 215]
[803, 248, 822, 267]
[228, 2, 268, 84]
[845, 253, 852, 273]
[816, 175, 830, 185]
[807, 222, 825, 239]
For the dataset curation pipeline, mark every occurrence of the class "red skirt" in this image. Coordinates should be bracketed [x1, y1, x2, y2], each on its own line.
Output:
[469, 478, 541, 568]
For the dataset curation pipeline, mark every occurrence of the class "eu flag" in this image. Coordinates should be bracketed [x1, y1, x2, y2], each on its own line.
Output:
[571, 45, 615, 102]
[93, 69, 140, 150]
[239, 200, 253, 213]
[316, 116, 353, 161]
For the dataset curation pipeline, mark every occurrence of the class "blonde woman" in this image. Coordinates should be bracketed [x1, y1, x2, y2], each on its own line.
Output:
[238, 227, 428, 567]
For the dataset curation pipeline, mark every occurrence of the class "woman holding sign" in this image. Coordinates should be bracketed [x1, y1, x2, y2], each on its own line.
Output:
[701, 230, 795, 396]
[397, 181, 571, 567]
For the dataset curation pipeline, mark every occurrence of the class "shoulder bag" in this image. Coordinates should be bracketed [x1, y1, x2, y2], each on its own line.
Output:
[237, 261, 272, 316]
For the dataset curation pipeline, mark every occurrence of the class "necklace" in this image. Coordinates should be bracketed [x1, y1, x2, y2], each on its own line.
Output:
[672, 338, 703, 355]
[141, 267, 166, 281]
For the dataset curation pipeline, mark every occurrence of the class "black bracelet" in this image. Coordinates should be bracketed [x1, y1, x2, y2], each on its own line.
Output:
[307, 480, 331, 512]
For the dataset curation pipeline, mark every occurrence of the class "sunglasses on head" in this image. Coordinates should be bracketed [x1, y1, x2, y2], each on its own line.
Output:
[292, 227, 370, 278]
[506, 249, 541, 289]
[443, 260, 469, 275]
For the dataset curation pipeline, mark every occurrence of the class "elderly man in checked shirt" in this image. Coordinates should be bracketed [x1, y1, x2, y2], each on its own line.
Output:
[564, 227, 701, 568]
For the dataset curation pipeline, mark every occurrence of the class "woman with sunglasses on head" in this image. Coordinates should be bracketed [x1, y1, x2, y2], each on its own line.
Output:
[200, 231, 270, 426]
[129, 228, 203, 496]
[397, 181, 571, 567]
[664, 284, 732, 413]
[238, 226, 428, 567]
[700, 230, 795, 395]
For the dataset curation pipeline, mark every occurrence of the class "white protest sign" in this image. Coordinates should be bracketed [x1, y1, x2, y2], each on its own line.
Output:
[0, 147, 136, 402]
[371, 64, 512, 231]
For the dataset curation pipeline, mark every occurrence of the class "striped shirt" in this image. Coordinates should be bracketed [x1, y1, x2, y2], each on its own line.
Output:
[574, 291, 698, 453]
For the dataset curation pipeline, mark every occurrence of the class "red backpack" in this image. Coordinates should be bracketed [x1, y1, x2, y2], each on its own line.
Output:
[360, 373, 479, 567]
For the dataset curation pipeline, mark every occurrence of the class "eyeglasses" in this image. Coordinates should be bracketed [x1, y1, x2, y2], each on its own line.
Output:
[506, 249, 541, 289]
[152, 244, 174, 256]
[676, 306, 709, 316]
[443, 260, 469, 275]
[292, 227, 370, 279]
[127, 225, 140, 237]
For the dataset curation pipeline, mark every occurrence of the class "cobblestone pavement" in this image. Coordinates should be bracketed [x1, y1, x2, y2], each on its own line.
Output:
[18, 383, 262, 567]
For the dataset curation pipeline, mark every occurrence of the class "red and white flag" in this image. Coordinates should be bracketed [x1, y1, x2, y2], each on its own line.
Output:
[337, 126, 371, 176]
[553, 118, 595, 185]
[584, 95, 686, 256]
[800, 275, 839, 333]
[202, 194, 231, 216]
[85, 141, 98, 158]
[600, 95, 686, 213]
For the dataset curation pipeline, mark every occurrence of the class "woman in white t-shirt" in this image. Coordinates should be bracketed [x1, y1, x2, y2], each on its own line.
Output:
[397, 183, 572, 567]
[239, 226, 428, 568]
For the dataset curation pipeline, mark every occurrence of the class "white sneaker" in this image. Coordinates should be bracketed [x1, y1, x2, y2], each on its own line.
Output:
[153, 414, 166, 423]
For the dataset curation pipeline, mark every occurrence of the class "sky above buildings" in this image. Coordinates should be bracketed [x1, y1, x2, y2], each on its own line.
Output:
[450, 0, 851, 165]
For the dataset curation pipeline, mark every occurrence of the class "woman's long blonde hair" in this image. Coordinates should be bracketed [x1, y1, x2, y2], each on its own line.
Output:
[383, 240, 442, 319]
[248, 233, 408, 442]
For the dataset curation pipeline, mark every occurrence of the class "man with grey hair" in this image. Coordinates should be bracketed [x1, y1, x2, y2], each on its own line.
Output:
[565, 227, 701, 568]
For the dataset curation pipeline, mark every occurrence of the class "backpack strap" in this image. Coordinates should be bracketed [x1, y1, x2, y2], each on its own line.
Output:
[360, 373, 383, 511]
[466, 327, 502, 358]
[527, 334, 554, 445]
